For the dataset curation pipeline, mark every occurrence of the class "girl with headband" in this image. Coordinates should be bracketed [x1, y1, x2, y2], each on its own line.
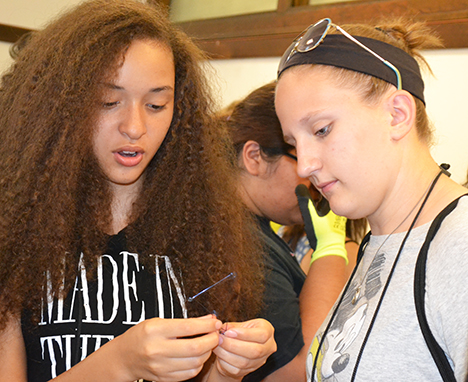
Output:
[221, 81, 360, 382]
[275, 18, 468, 382]
[0, 1, 276, 380]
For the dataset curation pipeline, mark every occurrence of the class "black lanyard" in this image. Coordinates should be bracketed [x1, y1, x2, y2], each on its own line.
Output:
[310, 167, 446, 381]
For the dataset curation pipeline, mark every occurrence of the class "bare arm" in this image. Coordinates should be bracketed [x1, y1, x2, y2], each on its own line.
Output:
[54, 316, 223, 382]
[2, 315, 223, 382]
[0, 315, 27, 381]
[0, 312, 274, 382]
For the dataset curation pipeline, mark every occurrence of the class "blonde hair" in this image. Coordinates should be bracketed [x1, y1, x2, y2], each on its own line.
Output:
[324, 18, 443, 146]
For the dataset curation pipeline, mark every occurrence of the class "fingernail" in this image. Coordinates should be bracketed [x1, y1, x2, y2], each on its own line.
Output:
[224, 329, 238, 338]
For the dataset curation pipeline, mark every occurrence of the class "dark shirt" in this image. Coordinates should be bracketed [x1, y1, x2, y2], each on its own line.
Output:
[22, 230, 186, 381]
[243, 216, 306, 381]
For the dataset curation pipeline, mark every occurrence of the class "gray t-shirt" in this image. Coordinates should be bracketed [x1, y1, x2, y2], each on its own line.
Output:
[307, 196, 468, 381]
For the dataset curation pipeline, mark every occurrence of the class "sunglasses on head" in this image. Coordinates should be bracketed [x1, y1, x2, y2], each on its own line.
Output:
[277, 18, 402, 90]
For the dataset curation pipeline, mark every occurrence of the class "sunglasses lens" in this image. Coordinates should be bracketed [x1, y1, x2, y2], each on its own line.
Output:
[277, 18, 331, 77]
[297, 18, 330, 52]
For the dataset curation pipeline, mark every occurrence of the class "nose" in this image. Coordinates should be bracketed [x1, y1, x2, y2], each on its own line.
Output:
[296, 145, 322, 179]
[119, 103, 147, 141]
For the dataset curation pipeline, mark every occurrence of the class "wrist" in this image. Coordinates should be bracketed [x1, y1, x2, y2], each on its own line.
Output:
[203, 360, 242, 382]
[310, 243, 348, 265]
[106, 331, 139, 382]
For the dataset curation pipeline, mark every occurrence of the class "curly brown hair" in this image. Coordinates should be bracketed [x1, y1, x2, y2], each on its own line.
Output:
[0, 0, 263, 329]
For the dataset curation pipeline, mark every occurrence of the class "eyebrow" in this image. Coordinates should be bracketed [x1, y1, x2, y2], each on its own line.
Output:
[299, 108, 328, 126]
[103, 83, 174, 93]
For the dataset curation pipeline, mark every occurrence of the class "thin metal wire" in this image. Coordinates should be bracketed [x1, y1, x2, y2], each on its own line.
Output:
[187, 272, 237, 329]
[187, 272, 237, 302]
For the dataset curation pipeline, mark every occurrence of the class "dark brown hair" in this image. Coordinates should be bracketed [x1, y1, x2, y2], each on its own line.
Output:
[0, 0, 263, 328]
[223, 81, 293, 162]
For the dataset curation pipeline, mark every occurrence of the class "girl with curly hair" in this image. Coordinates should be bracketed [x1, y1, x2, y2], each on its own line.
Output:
[0, 1, 276, 381]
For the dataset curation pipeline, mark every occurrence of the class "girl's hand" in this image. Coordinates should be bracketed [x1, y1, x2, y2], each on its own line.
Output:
[113, 315, 222, 382]
[212, 318, 276, 380]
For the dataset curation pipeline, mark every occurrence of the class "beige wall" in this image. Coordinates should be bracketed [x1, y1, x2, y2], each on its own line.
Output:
[1, 0, 467, 184]
[0, 0, 81, 29]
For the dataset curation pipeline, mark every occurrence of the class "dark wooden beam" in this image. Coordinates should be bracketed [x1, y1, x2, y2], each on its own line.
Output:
[293, 0, 309, 6]
[150, 0, 171, 7]
[177, 0, 468, 59]
[0, 24, 31, 44]
[2, 0, 467, 60]
[277, 0, 293, 13]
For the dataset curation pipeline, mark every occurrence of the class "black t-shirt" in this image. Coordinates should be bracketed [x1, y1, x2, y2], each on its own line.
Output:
[243, 217, 306, 381]
[22, 230, 186, 381]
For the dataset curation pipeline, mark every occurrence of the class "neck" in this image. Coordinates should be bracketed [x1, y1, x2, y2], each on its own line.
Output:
[238, 174, 264, 218]
[367, 161, 463, 235]
[109, 180, 142, 235]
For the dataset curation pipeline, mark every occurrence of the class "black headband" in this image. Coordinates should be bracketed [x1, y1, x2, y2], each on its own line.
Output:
[278, 34, 425, 104]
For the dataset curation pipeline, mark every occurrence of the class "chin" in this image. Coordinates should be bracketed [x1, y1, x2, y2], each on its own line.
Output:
[332, 205, 366, 221]
[106, 173, 144, 189]
[329, 201, 351, 219]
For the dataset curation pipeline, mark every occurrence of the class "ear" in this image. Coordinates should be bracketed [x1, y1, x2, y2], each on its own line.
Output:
[241, 140, 264, 176]
[387, 90, 416, 141]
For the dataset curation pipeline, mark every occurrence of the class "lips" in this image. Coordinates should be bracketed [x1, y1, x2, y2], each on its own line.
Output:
[114, 147, 144, 167]
[316, 180, 337, 195]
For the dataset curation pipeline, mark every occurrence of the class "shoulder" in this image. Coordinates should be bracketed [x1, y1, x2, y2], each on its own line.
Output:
[432, 195, 468, 246]
[262, 230, 304, 280]
[425, 195, 468, 301]
[424, 196, 468, 379]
